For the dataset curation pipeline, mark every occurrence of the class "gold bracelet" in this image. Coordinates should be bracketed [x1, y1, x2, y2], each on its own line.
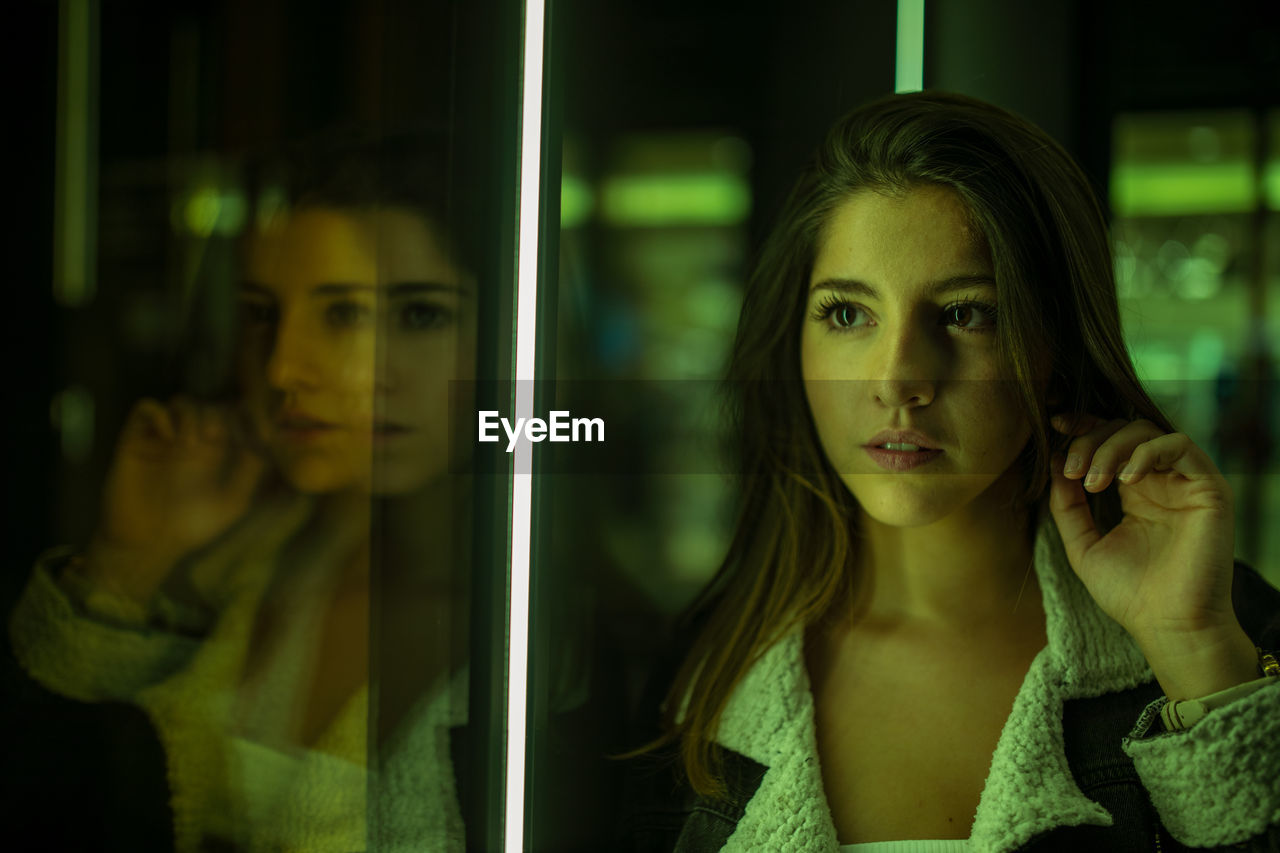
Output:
[1259, 647, 1280, 679]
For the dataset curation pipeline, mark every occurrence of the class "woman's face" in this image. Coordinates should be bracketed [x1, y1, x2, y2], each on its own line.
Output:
[238, 206, 475, 496]
[800, 184, 1031, 527]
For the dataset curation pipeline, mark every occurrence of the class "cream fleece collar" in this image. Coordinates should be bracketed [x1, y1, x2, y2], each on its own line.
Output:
[713, 511, 1153, 852]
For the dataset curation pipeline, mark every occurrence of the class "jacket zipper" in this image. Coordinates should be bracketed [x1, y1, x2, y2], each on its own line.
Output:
[1153, 827, 1162, 852]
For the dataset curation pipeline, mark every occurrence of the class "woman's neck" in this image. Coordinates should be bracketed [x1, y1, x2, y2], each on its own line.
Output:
[851, 487, 1043, 633]
[305, 476, 471, 585]
[372, 475, 471, 593]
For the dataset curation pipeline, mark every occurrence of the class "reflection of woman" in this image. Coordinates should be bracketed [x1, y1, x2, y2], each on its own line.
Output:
[9, 134, 475, 851]
[622, 92, 1279, 850]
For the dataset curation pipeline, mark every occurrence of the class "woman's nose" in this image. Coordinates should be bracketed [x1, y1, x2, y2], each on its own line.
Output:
[872, 321, 939, 408]
[265, 312, 321, 391]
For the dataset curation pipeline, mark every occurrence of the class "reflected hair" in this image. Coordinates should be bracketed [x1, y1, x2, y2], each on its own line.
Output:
[184, 126, 470, 398]
[244, 124, 472, 269]
[654, 91, 1172, 797]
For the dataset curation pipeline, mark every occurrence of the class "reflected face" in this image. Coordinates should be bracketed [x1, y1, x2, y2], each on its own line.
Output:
[238, 206, 475, 495]
[801, 184, 1031, 527]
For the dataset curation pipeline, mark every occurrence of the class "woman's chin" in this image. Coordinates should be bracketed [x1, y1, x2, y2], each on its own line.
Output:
[277, 464, 447, 499]
[275, 459, 368, 496]
[846, 474, 997, 529]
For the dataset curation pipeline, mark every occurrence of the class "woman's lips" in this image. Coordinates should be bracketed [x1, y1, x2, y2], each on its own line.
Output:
[863, 446, 944, 471]
[273, 411, 414, 442]
[276, 412, 339, 441]
[372, 422, 413, 441]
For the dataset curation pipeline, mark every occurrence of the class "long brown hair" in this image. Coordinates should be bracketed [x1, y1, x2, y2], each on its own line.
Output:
[657, 91, 1174, 797]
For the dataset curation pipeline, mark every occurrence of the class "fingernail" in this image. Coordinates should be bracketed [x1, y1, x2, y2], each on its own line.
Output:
[1064, 454, 1082, 475]
[1118, 464, 1135, 482]
[1084, 467, 1100, 489]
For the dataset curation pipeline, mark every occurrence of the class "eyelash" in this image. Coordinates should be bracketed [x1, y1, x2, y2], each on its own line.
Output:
[810, 297, 998, 334]
[237, 300, 452, 332]
[398, 301, 453, 331]
[325, 300, 371, 328]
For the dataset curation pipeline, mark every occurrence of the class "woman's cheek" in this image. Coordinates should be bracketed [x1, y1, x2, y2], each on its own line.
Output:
[803, 382, 850, 470]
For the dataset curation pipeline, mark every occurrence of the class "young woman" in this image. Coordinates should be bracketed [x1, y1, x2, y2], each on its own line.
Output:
[622, 92, 1279, 851]
[8, 132, 477, 851]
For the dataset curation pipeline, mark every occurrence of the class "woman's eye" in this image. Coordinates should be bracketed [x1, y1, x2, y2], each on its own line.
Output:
[325, 300, 371, 328]
[832, 305, 859, 328]
[239, 301, 277, 327]
[813, 298, 869, 330]
[943, 301, 998, 332]
[399, 301, 452, 331]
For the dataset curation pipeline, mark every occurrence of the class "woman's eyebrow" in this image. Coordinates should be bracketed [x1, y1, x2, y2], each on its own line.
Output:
[809, 275, 996, 298]
[236, 281, 469, 298]
[305, 282, 468, 297]
[306, 283, 376, 296]
[385, 282, 470, 297]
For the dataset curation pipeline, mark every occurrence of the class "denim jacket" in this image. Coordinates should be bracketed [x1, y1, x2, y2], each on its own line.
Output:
[620, 516, 1280, 852]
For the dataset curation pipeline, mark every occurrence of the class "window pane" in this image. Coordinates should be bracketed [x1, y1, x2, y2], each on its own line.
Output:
[522, 2, 896, 848]
[7, 2, 520, 849]
[1111, 109, 1279, 587]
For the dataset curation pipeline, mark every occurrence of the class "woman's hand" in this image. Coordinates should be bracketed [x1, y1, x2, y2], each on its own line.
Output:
[77, 396, 269, 607]
[1048, 414, 1258, 700]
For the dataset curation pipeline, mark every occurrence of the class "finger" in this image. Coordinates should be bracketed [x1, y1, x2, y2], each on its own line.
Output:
[196, 404, 228, 443]
[175, 398, 239, 452]
[1079, 418, 1165, 492]
[1117, 432, 1223, 485]
[1061, 417, 1129, 480]
[126, 398, 176, 442]
[215, 405, 268, 473]
[1048, 452, 1100, 568]
[168, 396, 202, 447]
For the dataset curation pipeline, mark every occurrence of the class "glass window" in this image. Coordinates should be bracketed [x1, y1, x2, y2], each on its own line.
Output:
[9, 2, 521, 850]
[1112, 109, 1280, 586]
[519, 3, 897, 849]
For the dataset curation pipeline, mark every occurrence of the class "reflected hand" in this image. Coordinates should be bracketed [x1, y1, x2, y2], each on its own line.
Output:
[82, 396, 269, 604]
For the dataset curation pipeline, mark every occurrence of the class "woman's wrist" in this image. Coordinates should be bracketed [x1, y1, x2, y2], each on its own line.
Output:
[1137, 622, 1260, 702]
[73, 537, 184, 610]
[1158, 668, 1277, 731]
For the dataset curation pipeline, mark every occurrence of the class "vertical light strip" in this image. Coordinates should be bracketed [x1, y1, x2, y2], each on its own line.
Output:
[895, 0, 925, 93]
[54, 0, 98, 307]
[505, 0, 546, 850]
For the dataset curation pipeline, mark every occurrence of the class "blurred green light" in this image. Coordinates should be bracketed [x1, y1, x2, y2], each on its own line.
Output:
[180, 187, 248, 237]
[1266, 160, 1280, 211]
[601, 173, 751, 227]
[561, 174, 593, 228]
[185, 188, 221, 236]
[1111, 162, 1257, 216]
